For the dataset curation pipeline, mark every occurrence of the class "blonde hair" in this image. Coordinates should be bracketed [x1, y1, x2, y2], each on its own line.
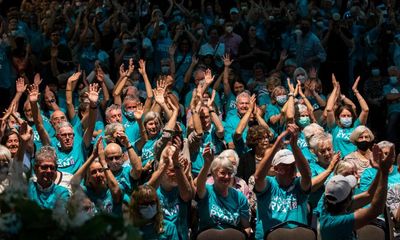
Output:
[334, 161, 358, 176]
[349, 125, 374, 143]
[210, 156, 237, 177]
[0, 145, 12, 162]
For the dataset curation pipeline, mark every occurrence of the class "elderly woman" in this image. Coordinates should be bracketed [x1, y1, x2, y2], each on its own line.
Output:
[196, 145, 251, 239]
[343, 125, 375, 177]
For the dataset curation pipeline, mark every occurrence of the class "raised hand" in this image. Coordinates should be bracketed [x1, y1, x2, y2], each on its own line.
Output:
[332, 73, 338, 89]
[202, 143, 214, 164]
[86, 83, 101, 105]
[119, 63, 126, 77]
[127, 58, 135, 77]
[116, 131, 130, 148]
[167, 97, 178, 113]
[297, 80, 305, 98]
[33, 73, 43, 86]
[279, 49, 288, 62]
[68, 71, 82, 84]
[207, 90, 216, 109]
[169, 43, 177, 56]
[352, 76, 361, 93]
[191, 55, 199, 65]
[328, 152, 341, 171]
[133, 102, 144, 120]
[96, 65, 105, 83]
[19, 121, 33, 143]
[16, 77, 27, 94]
[379, 144, 395, 174]
[249, 94, 257, 111]
[287, 123, 300, 144]
[287, 77, 295, 94]
[138, 59, 146, 76]
[222, 53, 233, 67]
[27, 84, 40, 103]
[204, 68, 214, 85]
[97, 138, 106, 164]
[309, 67, 317, 79]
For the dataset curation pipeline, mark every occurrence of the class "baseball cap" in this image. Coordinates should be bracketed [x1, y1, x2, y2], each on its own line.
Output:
[272, 149, 295, 166]
[230, 7, 239, 14]
[325, 175, 357, 204]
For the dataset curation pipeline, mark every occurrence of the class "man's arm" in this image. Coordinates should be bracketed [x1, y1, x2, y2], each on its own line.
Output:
[83, 84, 99, 148]
[28, 84, 51, 146]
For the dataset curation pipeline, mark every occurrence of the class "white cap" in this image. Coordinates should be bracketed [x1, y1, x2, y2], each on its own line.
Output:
[325, 175, 357, 204]
[272, 149, 295, 166]
[230, 7, 239, 14]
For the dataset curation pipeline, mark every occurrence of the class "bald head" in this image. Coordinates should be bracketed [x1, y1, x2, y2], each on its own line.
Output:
[105, 143, 122, 156]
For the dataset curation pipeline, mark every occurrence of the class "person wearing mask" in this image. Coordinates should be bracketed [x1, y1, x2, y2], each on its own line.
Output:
[254, 124, 312, 240]
[319, 144, 394, 240]
[343, 126, 375, 177]
[219, 21, 242, 58]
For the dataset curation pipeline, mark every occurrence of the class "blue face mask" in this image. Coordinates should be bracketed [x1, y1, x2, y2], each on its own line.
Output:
[371, 68, 380, 77]
[297, 75, 306, 83]
[276, 95, 288, 105]
[340, 117, 353, 128]
[139, 204, 158, 220]
[125, 111, 134, 119]
[390, 76, 398, 85]
[298, 116, 311, 128]
[161, 66, 170, 74]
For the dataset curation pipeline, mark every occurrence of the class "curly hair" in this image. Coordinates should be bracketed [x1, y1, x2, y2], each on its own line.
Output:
[246, 125, 273, 149]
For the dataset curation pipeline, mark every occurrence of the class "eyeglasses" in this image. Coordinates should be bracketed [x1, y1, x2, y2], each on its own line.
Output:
[38, 164, 56, 171]
[106, 155, 122, 161]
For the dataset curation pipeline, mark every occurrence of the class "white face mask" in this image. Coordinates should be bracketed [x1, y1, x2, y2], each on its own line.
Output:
[225, 26, 233, 33]
[139, 204, 158, 220]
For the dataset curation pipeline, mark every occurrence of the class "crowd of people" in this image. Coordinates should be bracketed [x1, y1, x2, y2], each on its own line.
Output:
[0, 0, 400, 239]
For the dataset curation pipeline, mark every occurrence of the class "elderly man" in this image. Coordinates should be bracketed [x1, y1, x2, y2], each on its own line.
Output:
[29, 83, 98, 174]
[254, 124, 312, 240]
[28, 146, 70, 209]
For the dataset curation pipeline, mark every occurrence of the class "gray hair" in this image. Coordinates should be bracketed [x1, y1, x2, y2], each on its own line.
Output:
[143, 111, 162, 126]
[309, 132, 332, 151]
[334, 161, 357, 176]
[349, 125, 374, 143]
[236, 91, 251, 103]
[104, 122, 125, 142]
[210, 156, 236, 177]
[218, 149, 239, 171]
[35, 145, 57, 165]
[123, 94, 140, 105]
[56, 121, 73, 134]
[0, 145, 12, 162]
[105, 104, 121, 120]
[377, 140, 394, 149]
[302, 123, 324, 143]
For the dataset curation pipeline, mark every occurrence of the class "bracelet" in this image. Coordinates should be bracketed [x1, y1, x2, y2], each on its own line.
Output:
[288, 93, 294, 97]
[353, 90, 359, 94]
[66, 89, 72, 91]
[209, 109, 215, 113]
[127, 145, 133, 150]
[103, 167, 110, 171]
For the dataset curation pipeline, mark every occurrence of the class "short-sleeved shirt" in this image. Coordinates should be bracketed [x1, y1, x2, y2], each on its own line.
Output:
[330, 119, 360, 158]
[359, 167, 400, 192]
[264, 103, 284, 135]
[157, 186, 189, 240]
[113, 165, 138, 203]
[309, 162, 333, 211]
[224, 110, 245, 144]
[82, 184, 122, 215]
[52, 135, 87, 175]
[197, 184, 249, 231]
[319, 202, 356, 240]
[27, 181, 70, 209]
[255, 177, 309, 240]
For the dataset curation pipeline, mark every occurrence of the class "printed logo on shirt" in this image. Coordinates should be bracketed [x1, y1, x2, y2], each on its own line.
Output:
[336, 129, 350, 140]
[58, 157, 75, 168]
[162, 202, 180, 217]
[210, 204, 240, 226]
[297, 138, 308, 148]
[269, 195, 299, 213]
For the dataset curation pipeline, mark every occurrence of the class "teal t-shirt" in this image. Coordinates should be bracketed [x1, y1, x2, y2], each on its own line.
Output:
[255, 177, 309, 240]
[223, 92, 237, 114]
[82, 184, 122, 215]
[330, 119, 360, 158]
[309, 162, 333, 211]
[114, 165, 138, 203]
[27, 181, 70, 209]
[264, 103, 284, 135]
[224, 110, 246, 144]
[191, 124, 224, 174]
[319, 201, 356, 240]
[138, 133, 161, 166]
[157, 186, 189, 240]
[52, 135, 87, 174]
[359, 167, 400, 192]
[197, 184, 250, 231]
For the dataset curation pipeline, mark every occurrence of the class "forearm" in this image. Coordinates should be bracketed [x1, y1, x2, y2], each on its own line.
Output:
[147, 165, 166, 189]
[192, 111, 203, 135]
[83, 107, 96, 147]
[164, 111, 178, 130]
[113, 76, 128, 97]
[234, 111, 251, 138]
[311, 169, 332, 192]
[292, 144, 311, 182]
[175, 166, 192, 201]
[210, 112, 224, 138]
[196, 162, 211, 198]
[286, 95, 295, 123]
[142, 73, 153, 98]
[128, 147, 142, 180]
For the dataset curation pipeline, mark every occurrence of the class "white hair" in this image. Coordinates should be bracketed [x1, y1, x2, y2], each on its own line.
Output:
[377, 140, 394, 149]
[302, 123, 324, 143]
[210, 156, 236, 177]
[309, 132, 332, 151]
[349, 125, 374, 143]
[236, 91, 250, 103]
[0, 145, 12, 162]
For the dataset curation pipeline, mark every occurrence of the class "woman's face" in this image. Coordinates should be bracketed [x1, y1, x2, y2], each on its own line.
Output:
[233, 81, 245, 95]
[6, 133, 19, 156]
[357, 131, 371, 142]
[44, 91, 56, 107]
[256, 133, 270, 151]
[88, 162, 107, 189]
[248, 26, 257, 38]
[146, 119, 160, 137]
[339, 109, 352, 118]
[316, 140, 334, 165]
[213, 167, 233, 188]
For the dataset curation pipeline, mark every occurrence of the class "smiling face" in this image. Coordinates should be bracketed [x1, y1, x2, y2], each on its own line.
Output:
[35, 158, 57, 188]
[146, 119, 160, 138]
[233, 81, 245, 96]
[51, 110, 67, 128]
[236, 95, 250, 116]
[57, 126, 74, 150]
[316, 140, 334, 167]
[5, 133, 19, 156]
[87, 161, 107, 189]
[212, 167, 233, 188]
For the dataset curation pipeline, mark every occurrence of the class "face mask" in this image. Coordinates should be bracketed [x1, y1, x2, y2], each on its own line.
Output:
[125, 110, 134, 119]
[161, 66, 170, 74]
[356, 140, 372, 151]
[298, 116, 311, 128]
[276, 95, 288, 105]
[139, 204, 158, 220]
[371, 68, 380, 76]
[297, 75, 306, 83]
[316, 21, 324, 28]
[122, 39, 130, 45]
[219, 18, 225, 25]
[197, 29, 203, 35]
[340, 117, 353, 128]
[225, 26, 233, 33]
[390, 76, 398, 85]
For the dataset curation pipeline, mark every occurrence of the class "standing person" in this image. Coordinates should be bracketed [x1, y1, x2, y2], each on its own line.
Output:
[254, 124, 312, 240]
[383, 66, 400, 152]
[319, 144, 394, 240]
[219, 21, 242, 59]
